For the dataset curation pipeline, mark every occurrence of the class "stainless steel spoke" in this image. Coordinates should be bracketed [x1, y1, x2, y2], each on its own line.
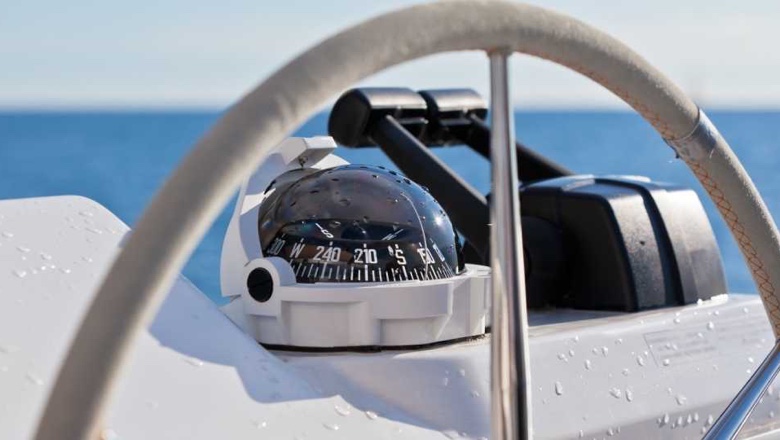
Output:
[489, 50, 532, 440]
[704, 341, 780, 439]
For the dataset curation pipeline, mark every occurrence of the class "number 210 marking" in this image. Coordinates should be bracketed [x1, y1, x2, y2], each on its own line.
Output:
[354, 248, 378, 264]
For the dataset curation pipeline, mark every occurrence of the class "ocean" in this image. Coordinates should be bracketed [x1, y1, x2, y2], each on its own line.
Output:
[2, 110, 779, 304]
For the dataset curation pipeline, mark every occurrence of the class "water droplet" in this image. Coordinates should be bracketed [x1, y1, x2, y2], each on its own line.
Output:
[771, 410, 776, 419]
[676, 415, 684, 427]
[579, 430, 584, 438]
[82, 256, 93, 263]
[636, 356, 646, 366]
[583, 359, 592, 370]
[59, 268, 71, 274]
[748, 357, 755, 364]
[458, 368, 466, 377]
[184, 357, 204, 367]
[16, 246, 30, 253]
[614, 338, 623, 345]
[0, 344, 20, 354]
[2, 231, 14, 238]
[659, 413, 670, 426]
[676, 395, 687, 406]
[554, 381, 564, 396]
[442, 376, 449, 387]
[622, 368, 630, 377]
[607, 427, 615, 436]
[568, 349, 575, 357]
[706, 415, 714, 426]
[470, 390, 480, 398]
[254, 420, 267, 429]
[609, 388, 622, 399]
[365, 410, 378, 420]
[663, 359, 671, 366]
[625, 388, 634, 402]
[442, 430, 460, 439]
[26, 372, 44, 386]
[335, 404, 351, 416]
[557, 353, 568, 362]
[12, 269, 27, 278]
[686, 414, 693, 425]
[572, 336, 580, 343]
[601, 346, 609, 356]
[322, 422, 339, 431]
[743, 307, 750, 314]
[100, 428, 119, 440]
[706, 321, 715, 331]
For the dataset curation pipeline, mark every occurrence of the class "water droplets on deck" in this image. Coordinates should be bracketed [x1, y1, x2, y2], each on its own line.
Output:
[0, 344, 20, 354]
[25, 372, 44, 386]
[334, 404, 351, 416]
[184, 357, 204, 367]
[322, 422, 340, 431]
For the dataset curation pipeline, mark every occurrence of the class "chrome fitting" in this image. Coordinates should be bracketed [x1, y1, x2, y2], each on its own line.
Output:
[665, 110, 722, 162]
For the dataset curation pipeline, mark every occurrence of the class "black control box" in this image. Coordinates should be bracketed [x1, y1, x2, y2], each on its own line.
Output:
[521, 175, 727, 312]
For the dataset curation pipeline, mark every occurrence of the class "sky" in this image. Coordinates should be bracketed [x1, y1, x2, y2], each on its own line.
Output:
[2, 0, 780, 110]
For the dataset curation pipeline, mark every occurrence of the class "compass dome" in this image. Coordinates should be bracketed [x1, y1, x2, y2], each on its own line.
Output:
[257, 164, 463, 283]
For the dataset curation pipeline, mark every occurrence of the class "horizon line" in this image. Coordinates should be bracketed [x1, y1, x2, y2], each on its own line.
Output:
[4, 104, 780, 113]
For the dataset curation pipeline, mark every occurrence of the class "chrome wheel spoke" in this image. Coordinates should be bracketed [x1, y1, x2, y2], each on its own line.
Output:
[488, 50, 532, 440]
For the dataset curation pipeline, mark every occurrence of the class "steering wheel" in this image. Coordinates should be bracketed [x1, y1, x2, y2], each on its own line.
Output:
[35, 1, 780, 439]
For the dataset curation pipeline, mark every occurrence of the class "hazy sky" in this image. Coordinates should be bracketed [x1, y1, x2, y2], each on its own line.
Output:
[3, 0, 779, 109]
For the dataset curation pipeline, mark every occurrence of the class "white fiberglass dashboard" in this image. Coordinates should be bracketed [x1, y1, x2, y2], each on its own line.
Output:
[2, 193, 780, 439]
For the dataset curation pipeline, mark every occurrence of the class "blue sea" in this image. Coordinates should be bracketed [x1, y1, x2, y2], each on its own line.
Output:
[2, 110, 780, 304]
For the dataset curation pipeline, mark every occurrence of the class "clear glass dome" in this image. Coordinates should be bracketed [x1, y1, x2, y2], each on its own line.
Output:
[257, 164, 463, 283]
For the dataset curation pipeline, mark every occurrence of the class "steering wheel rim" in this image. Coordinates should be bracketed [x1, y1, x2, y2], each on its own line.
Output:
[35, 1, 780, 439]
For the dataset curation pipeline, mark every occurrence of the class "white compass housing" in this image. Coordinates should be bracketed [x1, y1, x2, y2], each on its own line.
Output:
[220, 137, 490, 349]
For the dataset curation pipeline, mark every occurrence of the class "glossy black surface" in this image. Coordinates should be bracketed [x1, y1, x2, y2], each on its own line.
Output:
[258, 164, 463, 283]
